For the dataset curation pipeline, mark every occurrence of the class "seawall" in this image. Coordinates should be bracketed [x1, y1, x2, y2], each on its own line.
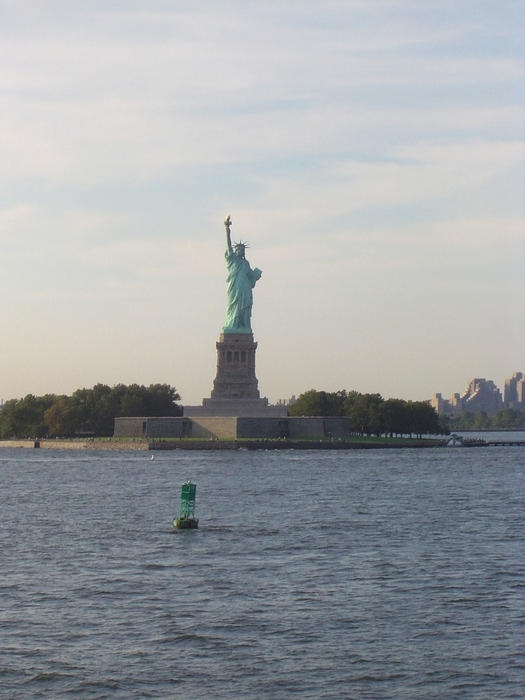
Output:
[0, 439, 149, 451]
[149, 439, 444, 450]
[0, 438, 445, 451]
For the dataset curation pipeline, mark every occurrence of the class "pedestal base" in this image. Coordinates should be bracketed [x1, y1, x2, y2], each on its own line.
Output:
[183, 331, 287, 417]
[211, 332, 260, 400]
[184, 398, 287, 417]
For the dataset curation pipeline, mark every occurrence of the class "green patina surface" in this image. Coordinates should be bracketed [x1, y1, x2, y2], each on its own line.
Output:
[222, 215, 261, 333]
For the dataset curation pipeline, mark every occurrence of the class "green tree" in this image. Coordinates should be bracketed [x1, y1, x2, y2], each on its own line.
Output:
[406, 401, 441, 437]
[348, 393, 384, 436]
[473, 411, 491, 430]
[141, 384, 182, 416]
[492, 408, 525, 429]
[0, 383, 182, 438]
[343, 390, 361, 426]
[381, 398, 408, 436]
[316, 390, 345, 416]
[0, 394, 56, 438]
[288, 389, 325, 416]
[289, 389, 347, 416]
[0, 399, 18, 438]
[44, 396, 79, 437]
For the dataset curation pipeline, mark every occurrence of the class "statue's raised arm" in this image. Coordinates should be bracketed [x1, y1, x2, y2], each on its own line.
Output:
[224, 215, 232, 253]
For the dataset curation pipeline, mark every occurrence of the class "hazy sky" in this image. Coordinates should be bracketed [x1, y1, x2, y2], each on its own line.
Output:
[2, 0, 524, 405]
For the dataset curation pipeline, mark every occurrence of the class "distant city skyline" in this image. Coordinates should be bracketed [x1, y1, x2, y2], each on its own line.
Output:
[2, 371, 524, 414]
[2, 2, 524, 405]
[431, 371, 525, 415]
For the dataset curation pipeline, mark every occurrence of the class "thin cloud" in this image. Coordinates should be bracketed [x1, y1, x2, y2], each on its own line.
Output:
[1, 1, 523, 403]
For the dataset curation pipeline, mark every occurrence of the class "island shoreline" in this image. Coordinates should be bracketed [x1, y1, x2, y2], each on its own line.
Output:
[0, 438, 447, 451]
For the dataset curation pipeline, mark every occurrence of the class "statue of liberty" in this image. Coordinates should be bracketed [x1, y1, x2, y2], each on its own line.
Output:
[222, 215, 262, 334]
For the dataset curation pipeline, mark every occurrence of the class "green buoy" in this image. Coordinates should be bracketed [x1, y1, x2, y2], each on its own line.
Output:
[173, 481, 199, 529]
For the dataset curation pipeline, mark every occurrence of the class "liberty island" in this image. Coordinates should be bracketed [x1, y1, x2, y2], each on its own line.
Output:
[113, 215, 357, 439]
[110, 217, 444, 443]
[111, 216, 443, 442]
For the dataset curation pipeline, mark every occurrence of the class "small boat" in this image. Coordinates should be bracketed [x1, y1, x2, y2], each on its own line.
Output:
[447, 434, 464, 447]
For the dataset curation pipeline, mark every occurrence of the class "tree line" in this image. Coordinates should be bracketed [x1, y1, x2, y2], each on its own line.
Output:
[288, 389, 444, 437]
[0, 383, 181, 438]
[443, 408, 525, 431]
[0, 384, 448, 439]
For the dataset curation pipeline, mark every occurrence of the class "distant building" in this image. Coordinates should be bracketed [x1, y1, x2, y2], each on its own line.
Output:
[275, 395, 296, 407]
[430, 393, 452, 414]
[504, 372, 524, 409]
[460, 378, 502, 414]
[430, 391, 465, 415]
[450, 393, 463, 411]
[431, 377, 505, 415]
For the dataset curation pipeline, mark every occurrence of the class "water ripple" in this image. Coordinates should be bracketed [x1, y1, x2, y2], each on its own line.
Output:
[1, 446, 524, 698]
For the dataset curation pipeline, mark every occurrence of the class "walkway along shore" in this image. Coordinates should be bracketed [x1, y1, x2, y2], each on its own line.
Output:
[2, 437, 523, 451]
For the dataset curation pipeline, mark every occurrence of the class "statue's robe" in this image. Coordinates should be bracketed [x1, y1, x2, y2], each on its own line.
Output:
[223, 250, 262, 333]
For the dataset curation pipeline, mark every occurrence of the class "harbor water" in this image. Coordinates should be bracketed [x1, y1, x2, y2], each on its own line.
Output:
[2, 446, 524, 699]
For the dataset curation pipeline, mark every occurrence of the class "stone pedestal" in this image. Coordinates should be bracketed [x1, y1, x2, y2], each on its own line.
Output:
[211, 333, 260, 399]
[183, 332, 287, 417]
